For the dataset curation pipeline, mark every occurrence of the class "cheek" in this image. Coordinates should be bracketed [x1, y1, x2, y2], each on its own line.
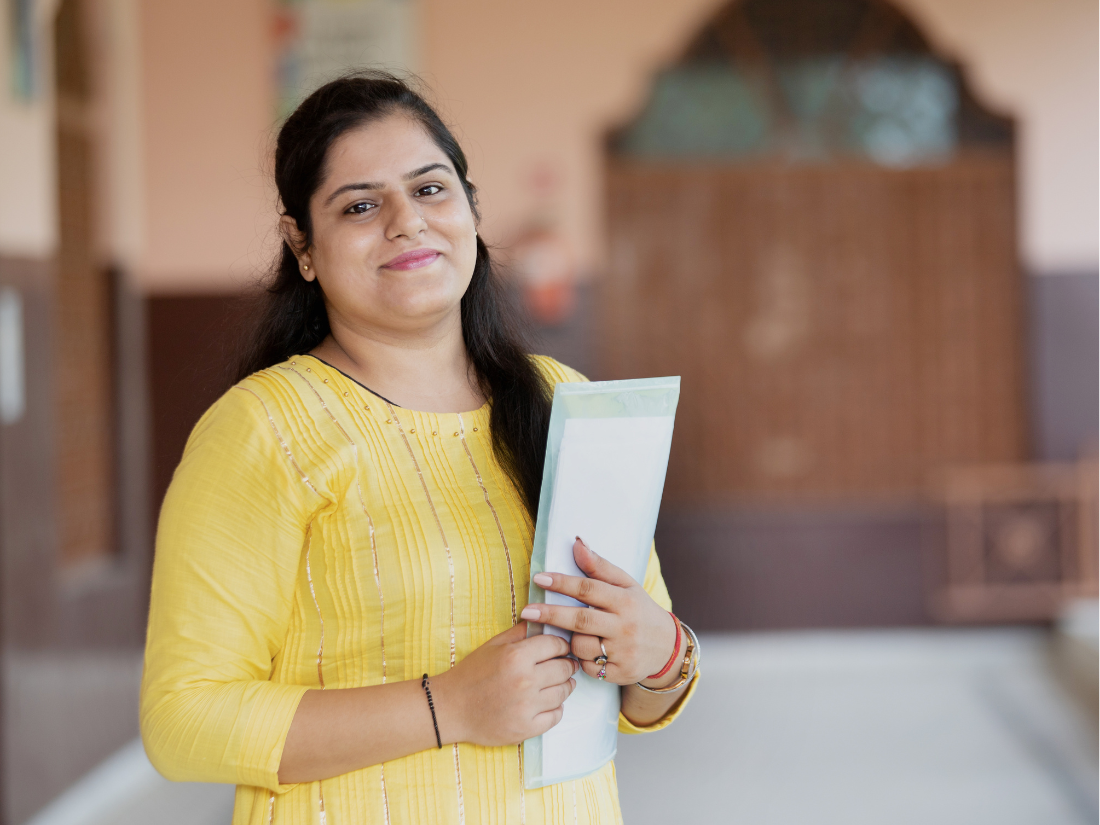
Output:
[438, 208, 478, 277]
[316, 221, 376, 267]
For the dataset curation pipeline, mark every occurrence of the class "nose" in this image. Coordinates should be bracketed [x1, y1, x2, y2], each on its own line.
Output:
[384, 193, 427, 240]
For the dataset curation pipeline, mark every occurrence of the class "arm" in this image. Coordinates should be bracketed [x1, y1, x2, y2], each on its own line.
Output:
[278, 623, 576, 783]
[141, 387, 578, 789]
[140, 388, 322, 790]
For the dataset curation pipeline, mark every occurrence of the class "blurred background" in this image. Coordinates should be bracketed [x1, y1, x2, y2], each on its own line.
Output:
[0, 0, 1096, 823]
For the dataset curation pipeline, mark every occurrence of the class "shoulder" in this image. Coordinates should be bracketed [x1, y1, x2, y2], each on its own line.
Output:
[181, 358, 333, 481]
[187, 360, 303, 446]
[172, 359, 328, 505]
[530, 354, 589, 387]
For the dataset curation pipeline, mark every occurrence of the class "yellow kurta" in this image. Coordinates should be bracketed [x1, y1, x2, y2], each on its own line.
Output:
[140, 354, 696, 825]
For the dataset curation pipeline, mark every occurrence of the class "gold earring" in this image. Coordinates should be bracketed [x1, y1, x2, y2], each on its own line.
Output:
[303, 264, 309, 271]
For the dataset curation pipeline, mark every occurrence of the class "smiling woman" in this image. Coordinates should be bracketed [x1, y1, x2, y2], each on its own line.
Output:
[139, 72, 696, 825]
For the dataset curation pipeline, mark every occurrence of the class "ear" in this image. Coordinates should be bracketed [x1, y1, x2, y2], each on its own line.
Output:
[280, 214, 314, 281]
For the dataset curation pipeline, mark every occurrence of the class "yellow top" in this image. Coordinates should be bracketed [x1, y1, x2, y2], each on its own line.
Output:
[140, 354, 696, 825]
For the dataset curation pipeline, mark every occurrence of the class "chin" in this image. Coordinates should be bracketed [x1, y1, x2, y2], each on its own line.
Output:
[383, 287, 465, 323]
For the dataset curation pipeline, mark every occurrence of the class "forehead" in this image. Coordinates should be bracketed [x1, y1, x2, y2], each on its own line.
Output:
[323, 114, 450, 184]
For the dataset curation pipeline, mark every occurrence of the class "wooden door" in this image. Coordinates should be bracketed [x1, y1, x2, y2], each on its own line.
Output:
[602, 153, 1026, 503]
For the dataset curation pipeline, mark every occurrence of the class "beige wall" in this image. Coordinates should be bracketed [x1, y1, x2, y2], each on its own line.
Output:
[893, 0, 1099, 272]
[0, 0, 61, 259]
[136, 0, 274, 292]
[6, 0, 1090, 286]
[0, 0, 143, 267]
[419, 0, 721, 277]
[424, 0, 1098, 275]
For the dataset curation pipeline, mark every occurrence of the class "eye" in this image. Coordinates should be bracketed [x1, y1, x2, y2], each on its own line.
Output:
[416, 184, 444, 197]
[345, 201, 375, 215]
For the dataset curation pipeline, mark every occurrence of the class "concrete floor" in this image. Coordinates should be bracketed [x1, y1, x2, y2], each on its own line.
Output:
[616, 628, 1097, 825]
[3, 651, 145, 824]
[16, 627, 1097, 825]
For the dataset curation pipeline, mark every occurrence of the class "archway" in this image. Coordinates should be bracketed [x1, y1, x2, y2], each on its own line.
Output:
[603, 0, 1024, 502]
[602, 0, 1027, 629]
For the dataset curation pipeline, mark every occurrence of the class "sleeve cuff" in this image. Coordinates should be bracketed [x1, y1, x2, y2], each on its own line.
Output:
[617, 667, 701, 735]
[239, 682, 312, 793]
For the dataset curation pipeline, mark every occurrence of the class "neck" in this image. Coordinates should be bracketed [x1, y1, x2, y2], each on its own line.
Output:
[310, 309, 485, 414]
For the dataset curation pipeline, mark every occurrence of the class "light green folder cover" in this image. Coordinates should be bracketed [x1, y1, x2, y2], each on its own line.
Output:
[523, 376, 681, 789]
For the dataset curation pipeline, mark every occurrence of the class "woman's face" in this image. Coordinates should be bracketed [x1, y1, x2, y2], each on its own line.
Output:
[292, 113, 478, 337]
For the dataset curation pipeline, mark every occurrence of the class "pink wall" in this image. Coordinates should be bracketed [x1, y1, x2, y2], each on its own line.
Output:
[893, 0, 1098, 272]
[419, 0, 723, 273]
[138, 0, 274, 292]
[131, 0, 1098, 293]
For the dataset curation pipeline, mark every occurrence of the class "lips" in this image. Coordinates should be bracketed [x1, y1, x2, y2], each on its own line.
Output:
[381, 249, 442, 270]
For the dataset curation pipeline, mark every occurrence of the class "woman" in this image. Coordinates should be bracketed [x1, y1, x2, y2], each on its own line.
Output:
[140, 72, 699, 825]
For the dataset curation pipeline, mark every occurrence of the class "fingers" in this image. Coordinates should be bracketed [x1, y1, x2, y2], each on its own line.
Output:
[570, 632, 603, 663]
[520, 603, 616, 637]
[578, 658, 618, 682]
[516, 631, 571, 663]
[488, 621, 529, 646]
[531, 571, 621, 610]
[532, 706, 565, 736]
[533, 655, 577, 688]
[573, 538, 636, 588]
[536, 678, 576, 712]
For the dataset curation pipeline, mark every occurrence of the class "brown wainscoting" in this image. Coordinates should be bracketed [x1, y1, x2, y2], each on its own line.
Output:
[0, 257, 152, 651]
[146, 292, 256, 525]
[1, 255, 153, 824]
[0, 258, 59, 650]
[655, 503, 936, 631]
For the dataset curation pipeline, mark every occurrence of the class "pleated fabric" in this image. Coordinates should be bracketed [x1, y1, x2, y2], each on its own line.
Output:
[140, 354, 696, 825]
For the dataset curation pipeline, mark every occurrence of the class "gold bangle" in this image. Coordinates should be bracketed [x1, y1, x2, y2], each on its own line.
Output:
[633, 621, 700, 694]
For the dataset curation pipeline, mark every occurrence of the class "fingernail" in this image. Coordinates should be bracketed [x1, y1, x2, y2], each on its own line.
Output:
[533, 573, 552, 588]
[519, 606, 540, 621]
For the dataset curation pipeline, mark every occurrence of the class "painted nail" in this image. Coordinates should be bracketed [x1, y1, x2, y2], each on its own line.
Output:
[533, 573, 553, 588]
[520, 606, 540, 621]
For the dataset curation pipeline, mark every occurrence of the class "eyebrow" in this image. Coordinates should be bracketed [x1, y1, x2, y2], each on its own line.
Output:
[323, 163, 453, 206]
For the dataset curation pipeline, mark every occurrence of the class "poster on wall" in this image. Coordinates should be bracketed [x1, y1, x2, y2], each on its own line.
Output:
[9, 0, 37, 101]
[274, 0, 418, 120]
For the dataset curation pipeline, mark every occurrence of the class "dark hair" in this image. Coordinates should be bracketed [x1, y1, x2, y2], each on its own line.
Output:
[235, 71, 551, 521]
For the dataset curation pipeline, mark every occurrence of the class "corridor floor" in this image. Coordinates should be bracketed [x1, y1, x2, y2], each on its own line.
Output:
[616, 628, 1097, 825]
[21, 627, 1097, 825]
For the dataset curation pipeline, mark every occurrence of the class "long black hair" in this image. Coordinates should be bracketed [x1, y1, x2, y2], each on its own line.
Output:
[235, 72, 552, 522]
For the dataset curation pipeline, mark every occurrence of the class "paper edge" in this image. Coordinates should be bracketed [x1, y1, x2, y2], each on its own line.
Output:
[523, 743, 619, 790]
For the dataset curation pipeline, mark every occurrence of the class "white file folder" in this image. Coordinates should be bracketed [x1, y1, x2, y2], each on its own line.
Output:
[523, 376, 680, 789]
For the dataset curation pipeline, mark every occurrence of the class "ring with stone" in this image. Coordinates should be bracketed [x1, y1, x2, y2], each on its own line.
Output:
[597, 665, 607, 681]
[594, 638, 608, 668]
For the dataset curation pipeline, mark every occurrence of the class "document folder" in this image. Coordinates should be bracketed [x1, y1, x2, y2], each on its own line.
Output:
[523, 376, 680, 789]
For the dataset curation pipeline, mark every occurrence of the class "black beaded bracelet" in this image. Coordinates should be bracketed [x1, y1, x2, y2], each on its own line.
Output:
[421, 674, 442, 749]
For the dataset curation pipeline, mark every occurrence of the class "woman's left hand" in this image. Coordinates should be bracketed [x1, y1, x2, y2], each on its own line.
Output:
[519, 538, 677, 685]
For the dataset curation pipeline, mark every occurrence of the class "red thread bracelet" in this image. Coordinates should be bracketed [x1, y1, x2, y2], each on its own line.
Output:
[646, 612, 682, 680]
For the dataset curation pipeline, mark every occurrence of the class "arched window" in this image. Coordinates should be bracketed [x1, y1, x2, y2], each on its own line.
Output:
[610, 0, 1012, 166]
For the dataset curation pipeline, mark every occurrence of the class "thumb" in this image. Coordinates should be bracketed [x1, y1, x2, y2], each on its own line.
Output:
[488, 620, 529, 645]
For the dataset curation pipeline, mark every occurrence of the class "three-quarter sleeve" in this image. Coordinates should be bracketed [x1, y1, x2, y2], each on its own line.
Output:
[616, 545, 700, 734]
[140, 386, 325, 792]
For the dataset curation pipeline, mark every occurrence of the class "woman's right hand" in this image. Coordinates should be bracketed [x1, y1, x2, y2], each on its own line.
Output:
[433, 622, 577, 747]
